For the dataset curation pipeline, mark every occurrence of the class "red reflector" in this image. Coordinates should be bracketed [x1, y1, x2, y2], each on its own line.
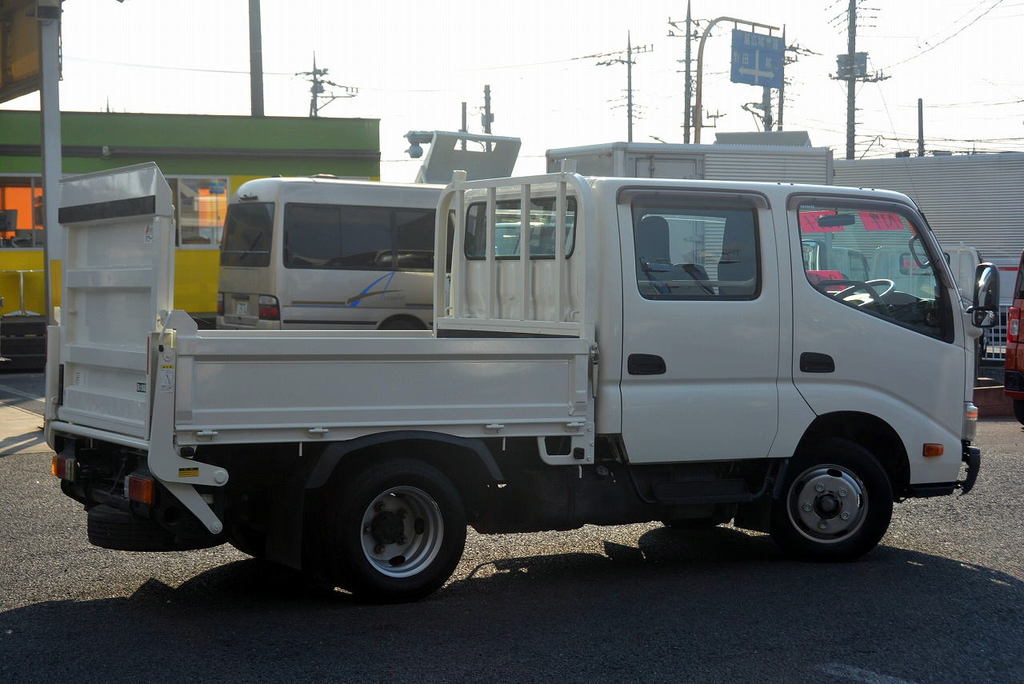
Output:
[1008, 307, 1021, 344]
[127, 475, 155, 505]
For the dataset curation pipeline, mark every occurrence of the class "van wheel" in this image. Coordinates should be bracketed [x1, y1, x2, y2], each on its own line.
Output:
[320, 457, 466, 603]
[379, 317, 425, 330]
[770, 437, 892, 561]
[1014, 400, 1024, 426]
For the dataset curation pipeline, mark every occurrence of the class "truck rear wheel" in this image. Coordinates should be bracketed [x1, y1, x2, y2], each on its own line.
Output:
[770, 437, 892, 561]
[319, 457, 466, 603]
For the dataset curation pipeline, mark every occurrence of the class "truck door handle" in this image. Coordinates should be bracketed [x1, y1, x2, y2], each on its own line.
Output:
[628, 354, 667, 375]
[800, 352, 835, 373]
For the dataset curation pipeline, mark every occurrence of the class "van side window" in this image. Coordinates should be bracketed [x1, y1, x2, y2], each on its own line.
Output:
[283, 204, 436, 271]
[796, 201, 952, 340]
[631, 200, 760, 300]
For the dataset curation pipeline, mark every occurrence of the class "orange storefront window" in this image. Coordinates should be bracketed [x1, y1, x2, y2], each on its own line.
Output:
[0, 183, 44, 247]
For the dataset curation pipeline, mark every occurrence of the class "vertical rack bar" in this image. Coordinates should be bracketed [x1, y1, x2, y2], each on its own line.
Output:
[453, 186, 466, 318]
[485, 187, 497, 319]
[554, 177, 566, 322]
[519, 183, 531, 321]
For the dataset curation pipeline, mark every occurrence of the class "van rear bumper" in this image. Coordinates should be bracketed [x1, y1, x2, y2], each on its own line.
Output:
[216, 315, 281, 330]
[905, 443, 981, 498]
[1004, 370, 1024, 399]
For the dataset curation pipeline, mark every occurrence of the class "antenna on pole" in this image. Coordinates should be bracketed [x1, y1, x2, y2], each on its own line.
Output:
[296, 53, 359, 118]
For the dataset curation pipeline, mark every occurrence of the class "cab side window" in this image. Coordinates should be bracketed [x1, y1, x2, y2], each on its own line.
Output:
[797, 202, 952, 341]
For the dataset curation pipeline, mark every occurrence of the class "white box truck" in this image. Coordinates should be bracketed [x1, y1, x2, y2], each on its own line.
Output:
[46, 163, 997, 602]
[546, 141, 833, 184]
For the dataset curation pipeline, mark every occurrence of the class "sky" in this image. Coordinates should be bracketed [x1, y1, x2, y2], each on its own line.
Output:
[3, 0, 1023, 181]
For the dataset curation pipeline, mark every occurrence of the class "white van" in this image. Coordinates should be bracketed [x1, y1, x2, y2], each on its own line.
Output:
[217, 177, 443, 331]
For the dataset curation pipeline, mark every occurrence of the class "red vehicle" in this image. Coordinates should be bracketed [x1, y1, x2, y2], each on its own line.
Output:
[1005, 251, 1024, 424]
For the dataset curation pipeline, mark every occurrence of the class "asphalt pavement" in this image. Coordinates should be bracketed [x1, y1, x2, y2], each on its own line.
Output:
[1, 373, 1022, 682]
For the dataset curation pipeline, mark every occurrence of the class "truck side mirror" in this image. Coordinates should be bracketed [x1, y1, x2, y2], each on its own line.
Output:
[971, 263, 1000, 328]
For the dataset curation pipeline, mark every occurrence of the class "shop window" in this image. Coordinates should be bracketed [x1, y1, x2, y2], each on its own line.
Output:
[0, 179, 44, 248]
[177, 177, 228, 247]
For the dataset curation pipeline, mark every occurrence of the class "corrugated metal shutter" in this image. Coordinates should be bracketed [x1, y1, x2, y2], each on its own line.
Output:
[834, 155, 1024, 261]
[705, 150, 830, 184]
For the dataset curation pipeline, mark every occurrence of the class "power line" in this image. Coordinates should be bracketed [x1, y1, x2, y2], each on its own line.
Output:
[881, 0, 1005, 70]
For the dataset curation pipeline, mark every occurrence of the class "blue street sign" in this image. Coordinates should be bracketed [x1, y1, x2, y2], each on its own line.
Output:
[730, 29, 784, 89]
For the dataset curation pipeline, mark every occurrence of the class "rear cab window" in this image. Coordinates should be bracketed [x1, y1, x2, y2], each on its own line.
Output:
[464, 197, 578, 259]
[630, 197, 761, 300]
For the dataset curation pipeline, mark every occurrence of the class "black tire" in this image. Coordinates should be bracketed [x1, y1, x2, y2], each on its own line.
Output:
[319, 457, 466, 603]
[378, 317, 425, 331]
[770, 437, 893, 561]
[1014, 400, 1024, 426]
[227, 524, 267, 558]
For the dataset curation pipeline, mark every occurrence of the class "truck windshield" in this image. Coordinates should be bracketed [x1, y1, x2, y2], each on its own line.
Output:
[220, 202, 274, 267]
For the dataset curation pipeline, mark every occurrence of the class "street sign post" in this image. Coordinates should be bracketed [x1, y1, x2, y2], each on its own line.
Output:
[730, 29, 784, 89]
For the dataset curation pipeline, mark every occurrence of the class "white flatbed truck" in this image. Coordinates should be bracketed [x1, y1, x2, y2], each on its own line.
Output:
[46, 163, 998, 602]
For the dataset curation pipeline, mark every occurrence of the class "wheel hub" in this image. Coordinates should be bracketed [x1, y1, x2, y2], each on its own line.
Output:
[369, 510, 406, 546]
[789, 466, 867, 542]
[359, 486, 445, 579]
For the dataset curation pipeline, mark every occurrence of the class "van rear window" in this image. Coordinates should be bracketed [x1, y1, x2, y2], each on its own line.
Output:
[220, 202, 273, 267]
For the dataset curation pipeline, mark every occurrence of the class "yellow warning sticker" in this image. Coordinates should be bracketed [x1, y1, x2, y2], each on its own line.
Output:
[178, 467, 200, 478]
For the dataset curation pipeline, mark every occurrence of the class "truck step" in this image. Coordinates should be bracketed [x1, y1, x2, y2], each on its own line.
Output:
[651, 478, 755, 505]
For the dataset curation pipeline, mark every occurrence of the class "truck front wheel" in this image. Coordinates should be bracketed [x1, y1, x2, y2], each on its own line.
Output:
[770, 438, 892, 561]
[320, 457, 466, 603]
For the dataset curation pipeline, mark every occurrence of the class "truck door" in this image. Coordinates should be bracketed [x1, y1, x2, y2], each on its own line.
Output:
[619, 191, 781, 463]
[789, 197, 966, 473]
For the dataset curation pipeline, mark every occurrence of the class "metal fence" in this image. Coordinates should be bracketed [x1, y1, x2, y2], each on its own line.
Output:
[982, 305, 1010, 363]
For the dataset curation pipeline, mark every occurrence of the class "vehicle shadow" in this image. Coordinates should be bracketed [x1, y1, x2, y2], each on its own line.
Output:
[1, 528, 1021, 682]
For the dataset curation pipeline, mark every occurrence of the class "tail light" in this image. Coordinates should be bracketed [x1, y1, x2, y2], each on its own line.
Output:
[258, 295, 280, 321]
[1008, 306, 1020, 344]
[51, 455, 77, 481]
[216, 292, 224, 316]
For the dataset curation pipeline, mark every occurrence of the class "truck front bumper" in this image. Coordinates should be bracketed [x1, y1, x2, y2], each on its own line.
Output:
[905, 442, 981, 498]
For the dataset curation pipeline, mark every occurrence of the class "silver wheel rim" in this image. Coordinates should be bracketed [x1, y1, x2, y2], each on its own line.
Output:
[359, 485, 444, 578]
[787, 464, 868, 544]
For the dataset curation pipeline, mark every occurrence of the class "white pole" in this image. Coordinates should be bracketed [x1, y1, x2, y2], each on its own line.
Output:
[38, 0, 62, 325]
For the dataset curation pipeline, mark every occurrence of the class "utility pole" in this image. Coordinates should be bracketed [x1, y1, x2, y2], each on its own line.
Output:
[595, 33, 653, 143]
[297, 54, 358, 118]
[845, 0, 856, 160]
[837, 0, 887, 159]
[482, 85, 493, 134]
[460, 102, 467, 150]
[626, 35, 634, 142]
[917, 98, 924, 157]
[684, 4, 693, 142]
[248, 0, 264, 117]
[777, 26, 785, 130]
[667, 5, 696, 142]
